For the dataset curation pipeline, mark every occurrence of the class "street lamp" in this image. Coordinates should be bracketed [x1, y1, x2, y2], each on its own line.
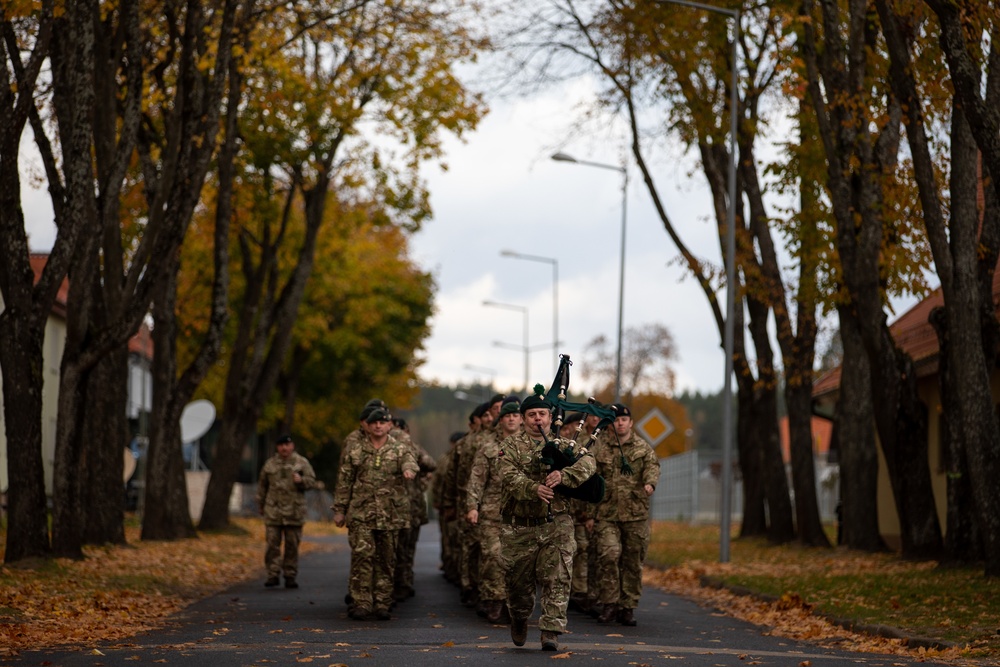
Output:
[463, 364, 497, 400]
[500, 249, 559, 374]
[550, 152, 628, 402]
[648, 0, 740, 564]
[482, 300, 529, 392]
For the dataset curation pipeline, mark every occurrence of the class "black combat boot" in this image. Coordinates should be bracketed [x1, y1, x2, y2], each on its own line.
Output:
[596, 603, 617, 623]
[510, 617, 528, 646]
[617, 607, 636, 626]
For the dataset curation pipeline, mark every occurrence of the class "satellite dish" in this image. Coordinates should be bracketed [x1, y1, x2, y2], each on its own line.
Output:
[180, 399, 216, 443]
[123, 447, 137, 482]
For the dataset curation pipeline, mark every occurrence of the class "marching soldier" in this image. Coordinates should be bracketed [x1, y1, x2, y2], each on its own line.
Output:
[496, 385, 597, 652]
[332, 408, 418, 621]
[466, 395, 522, 622]
[592, 403, 660, 626]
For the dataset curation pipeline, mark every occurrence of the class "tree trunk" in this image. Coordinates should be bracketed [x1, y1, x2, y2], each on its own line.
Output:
[736, 375, 767, 538]
[930, 306, 983, 564]
[143, 262, 198, 540]
[80, 348, 128, 545]
[835, 304, 885, 552]
[199, 414, 257, 529]
[786, 379, 829, 547]
[747, 297, 795, 544]
[0, 324, 51, 561]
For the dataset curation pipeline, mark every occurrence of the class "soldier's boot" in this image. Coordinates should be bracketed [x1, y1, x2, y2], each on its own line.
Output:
[374, 608, 391, 621]
[510, 617, 528, 647]
[264, 576, 280, 588]
[284, 577, 298, 589]
[617, 608, 636, 626]
[569, 592, 586, 612]
[344, 593, 354, 605]
[348, 605, 372, 621]
[540, 631, 560, 651]
[596, 603, 617, 623]
[475, 599, 489, 618]
[485, 600, 503, 623]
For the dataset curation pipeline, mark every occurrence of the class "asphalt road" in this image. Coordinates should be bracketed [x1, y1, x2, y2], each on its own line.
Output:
[6, 524, 951, 667]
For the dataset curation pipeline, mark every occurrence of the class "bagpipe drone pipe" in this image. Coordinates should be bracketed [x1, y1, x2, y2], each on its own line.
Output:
[538, 354, 616, 504]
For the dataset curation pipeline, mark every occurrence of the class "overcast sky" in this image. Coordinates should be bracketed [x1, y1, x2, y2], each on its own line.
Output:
[410, 75, 733, 397]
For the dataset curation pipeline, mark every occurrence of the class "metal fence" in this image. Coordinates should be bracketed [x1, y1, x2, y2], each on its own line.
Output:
[652, 450, 839, 524]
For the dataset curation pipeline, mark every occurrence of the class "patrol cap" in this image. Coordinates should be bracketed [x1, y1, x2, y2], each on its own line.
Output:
[520, 384, 552, 414]
[489, 393, 506, 406]
[611, 403, 632, 418]
[275, 434, 293, 445]
[473, 402, 490, 418]
[564, 411, 585, 424]
[365, 407, 392, 423]
[499, 395, 521, 417]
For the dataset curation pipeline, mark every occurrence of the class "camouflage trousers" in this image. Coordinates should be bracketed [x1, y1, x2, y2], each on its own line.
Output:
[501, 513, 576, 634]
[441, 518, 460, 583]
[348, 523, 399, 612]
[594, 519, 650, 609]
[459, 519, 481, 592]
[571, 520, 590, 596]
[394, 525, 421, 593]
[265, 524, 302, 579]
[477, 518, 505, 601]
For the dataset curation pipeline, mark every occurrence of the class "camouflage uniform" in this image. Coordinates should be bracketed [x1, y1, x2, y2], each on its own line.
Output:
[332, 433, 418, 615]
[570, 428, 599, 609]
[256, 451, 317, 582]
[465, 425, 507, 606]
[453, 428, 485, 602]
[496, 431, 596, 635]
[393, 429, 437, 599]
[592, 428, 660, 612]
[432, 441, 461, 584]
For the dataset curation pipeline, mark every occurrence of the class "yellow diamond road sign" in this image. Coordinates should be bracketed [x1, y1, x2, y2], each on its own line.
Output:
[636, 407, 673, 447]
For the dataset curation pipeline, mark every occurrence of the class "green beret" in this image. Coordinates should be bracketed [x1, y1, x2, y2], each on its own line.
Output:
[519, 384, 552, 414]
[499, 397, 521, 417]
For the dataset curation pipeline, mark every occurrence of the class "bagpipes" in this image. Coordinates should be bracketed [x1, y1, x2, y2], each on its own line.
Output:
[538, 354, 616, 504]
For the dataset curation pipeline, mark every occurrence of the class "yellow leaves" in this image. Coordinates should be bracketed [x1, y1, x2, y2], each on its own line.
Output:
[550, 651, 573, 658]
[440, 641, 455, 647]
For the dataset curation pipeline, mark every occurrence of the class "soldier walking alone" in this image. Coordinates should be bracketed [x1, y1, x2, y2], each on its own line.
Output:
[257, 434, 318, 589]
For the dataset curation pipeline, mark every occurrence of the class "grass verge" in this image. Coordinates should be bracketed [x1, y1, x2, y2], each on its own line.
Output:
[645, 521, 1000, 665]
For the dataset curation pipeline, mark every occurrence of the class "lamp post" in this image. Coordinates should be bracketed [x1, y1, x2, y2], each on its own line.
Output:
[482, 300, 529, 392]
[647, 0, 740, 563]
[551, 152, 628, 401]
[463, 363, 497, 400]
[500, 249, 559, 374]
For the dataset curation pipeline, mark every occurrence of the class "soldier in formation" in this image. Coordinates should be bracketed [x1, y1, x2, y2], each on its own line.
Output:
[332, 407, 418, 620]
[496, 385, 597, 652]
[257, 434, 318, 589]
[465, 394, 522, 622]
[592, 402, 661, 626]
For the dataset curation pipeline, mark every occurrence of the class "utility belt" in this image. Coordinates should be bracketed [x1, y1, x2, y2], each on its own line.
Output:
[501, 514, 550, 527]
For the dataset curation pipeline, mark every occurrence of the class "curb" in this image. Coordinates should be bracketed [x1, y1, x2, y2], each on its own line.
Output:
[696, 574, 957, 652]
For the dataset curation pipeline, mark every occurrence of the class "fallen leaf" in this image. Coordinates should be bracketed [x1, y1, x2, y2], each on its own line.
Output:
[334, 642, 350, 647]
[441, 641, 455, 647]
[432, 624, 444, 628]
[550, 652, 573, 659]
[297, 658, 313, 663]
[606, 633, 623, 637]
[91, 650, 105, 656]
[799, 662, 812, 666]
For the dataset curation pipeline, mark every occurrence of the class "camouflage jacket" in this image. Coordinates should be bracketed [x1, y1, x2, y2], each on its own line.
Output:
[496, 431, 596, 520]
[592, 429, 660, 522]
[465, 426, 510, 519]
[256, 452, 318, 526]
[397, 431, 437, 526]
[332, 433, 419, 530]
